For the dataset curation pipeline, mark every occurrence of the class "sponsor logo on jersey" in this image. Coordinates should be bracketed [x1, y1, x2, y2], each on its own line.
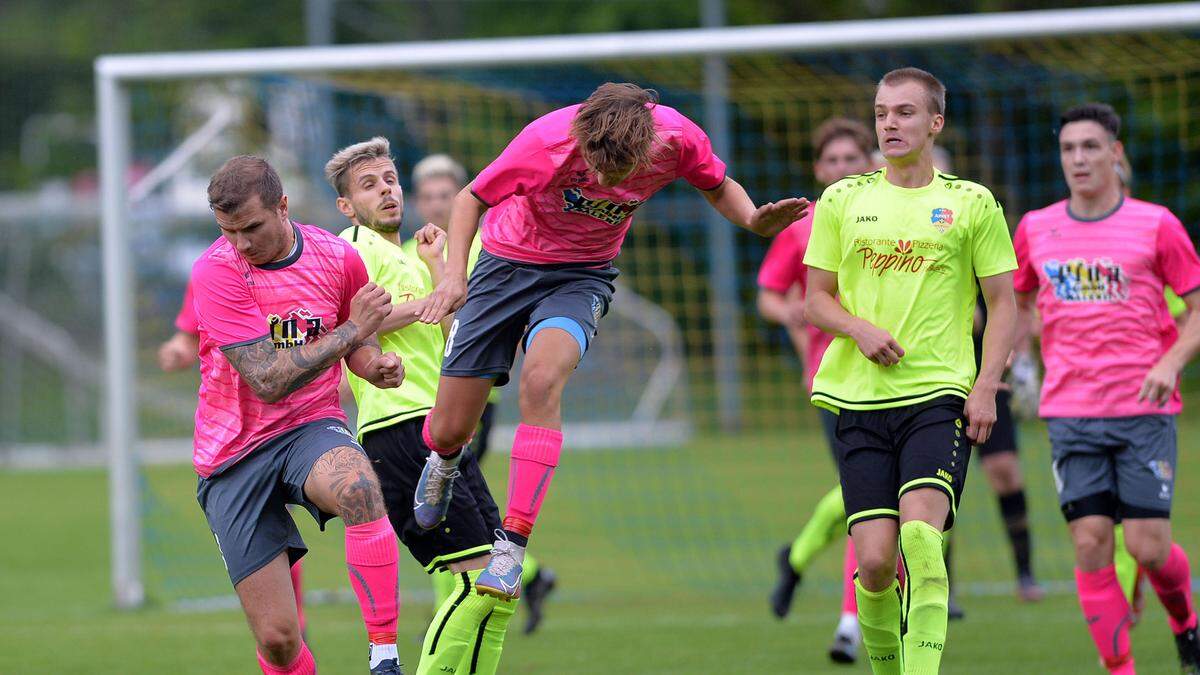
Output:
[267, 308, 325, 349]
[1042, 258, 1129, 303]
[930, 207, 955, 233]
[852, 237, 948, 276]
[562, 188, 642, 225]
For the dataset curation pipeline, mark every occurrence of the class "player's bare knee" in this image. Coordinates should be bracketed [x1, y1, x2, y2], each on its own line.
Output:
[429, 415, 473, 450]
[1125, 531, 1171, 570]
[1071, 527, 1114, 568]
[518, 365, 565, 417]
[256, 622, 302, 663]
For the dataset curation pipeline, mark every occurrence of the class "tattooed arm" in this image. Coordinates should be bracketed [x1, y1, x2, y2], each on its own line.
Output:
[223, 283, 394, 403]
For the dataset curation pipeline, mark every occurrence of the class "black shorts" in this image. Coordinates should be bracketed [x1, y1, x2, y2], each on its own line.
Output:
[361, 416, 501, 572]
[975, 388, 1017, 458]
[441, 251, 617, 386]
[196, 418, 361, 586]
[835, 395, 971, 532]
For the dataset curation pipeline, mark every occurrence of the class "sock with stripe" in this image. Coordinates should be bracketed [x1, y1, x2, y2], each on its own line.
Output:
[899, 520, 948, 675]
[257, 641, 316, 675]
[789, 485, 846, 573]
[842, 539, 858, 614]
[345, 516, 400, 646]
[1146, 542, 1198, 635]
[431, 567, 457, 609]
[855, 576, 902, 675]
[1076, 564, 1135, 674]
[503, 424, 562, 542]
[456, 587, 516, 675]
[418, 570, 516, 675]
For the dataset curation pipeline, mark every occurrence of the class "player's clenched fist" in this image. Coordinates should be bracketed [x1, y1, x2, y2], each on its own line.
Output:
[419, 273, 467, 325]
[349, 282, 392, 340]
[415, 224, 447, 266]
[365, 351, 404, 389]
[848, 320, 905, 367]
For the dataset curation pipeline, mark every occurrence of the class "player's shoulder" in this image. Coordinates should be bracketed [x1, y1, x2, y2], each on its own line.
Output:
[1123, 197, 1177, 223]
[1017, 199, 1069, 231]
[192, 236, 240, 277]
[299, 222, 353, 257]
[818, 170, 884, 204]
[935, 172, 1000, 204]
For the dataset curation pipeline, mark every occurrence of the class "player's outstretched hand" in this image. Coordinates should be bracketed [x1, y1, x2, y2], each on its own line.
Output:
[349, 282, 393, 340]
[366, 351, 405, 389]
[157, 332, 199, 372]
[964, 385, 998, 445]
[1138, 360, 1179, 407]
[749, 197, 810, 237]
[415, 224, 447, 265]
[848, 320, 904, 367]
[419, 273, 467, 325]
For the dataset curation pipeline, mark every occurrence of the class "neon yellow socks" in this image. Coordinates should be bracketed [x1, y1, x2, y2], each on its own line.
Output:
[856, 576, 903, 675]
[789, 485, 846, 572]
[899, 520, 948, 675]
[418, 570, 517, 675]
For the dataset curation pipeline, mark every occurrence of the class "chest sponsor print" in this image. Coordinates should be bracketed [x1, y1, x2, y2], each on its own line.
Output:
[1042, 258, 1129, 303]
[268, 308, 326, 349]
[561, 188, 642, 225]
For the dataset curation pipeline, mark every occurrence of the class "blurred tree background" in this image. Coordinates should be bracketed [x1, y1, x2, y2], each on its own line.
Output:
[0, 0, 1174, 190]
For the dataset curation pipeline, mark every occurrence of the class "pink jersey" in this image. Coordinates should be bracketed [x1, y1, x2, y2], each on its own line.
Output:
[189, 222, 369, 477]
[756, 212, 834, 393]
[175, 280, 199, 335]
[1013, 198, 1200, 418]
[472, 103, 726, 264]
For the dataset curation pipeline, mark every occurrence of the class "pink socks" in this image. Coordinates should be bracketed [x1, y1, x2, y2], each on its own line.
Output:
[1076, 565, 1135, 674]
[257, 642, 315, 675]
[504, 424, 563, 538]
[345, 516, 400, 645]
[842, 539, 858, 614]
[1147, 543, 1198, 634]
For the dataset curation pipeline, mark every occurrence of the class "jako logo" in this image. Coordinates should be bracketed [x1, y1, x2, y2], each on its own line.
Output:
[856, 215, 878, 223]
[871, 654, 897, 662]
[937, 468, 954, 483]
[894, 240, 913, 254]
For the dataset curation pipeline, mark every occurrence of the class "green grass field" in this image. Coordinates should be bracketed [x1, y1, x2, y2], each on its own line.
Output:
[3, 415, 1197, 673]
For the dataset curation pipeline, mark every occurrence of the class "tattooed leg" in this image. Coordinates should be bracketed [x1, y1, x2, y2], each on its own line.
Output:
[304, 445, 387, 525]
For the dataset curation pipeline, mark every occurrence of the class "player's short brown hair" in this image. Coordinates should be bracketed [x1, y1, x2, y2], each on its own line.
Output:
[324, 136, 393, 197]
[207, 155, 283, 213]
[1060, 103, 1121, 140]
[877, 67, 946, 116]
[571, 82, 660, 176]
[812, 118, 873, 160]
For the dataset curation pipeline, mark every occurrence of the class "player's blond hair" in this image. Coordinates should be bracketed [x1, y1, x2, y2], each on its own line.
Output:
[878, 67, 946, 116]
[571, 82, 660, 177]
[324, 136, 393, 197]
[412, 153, 467, 188]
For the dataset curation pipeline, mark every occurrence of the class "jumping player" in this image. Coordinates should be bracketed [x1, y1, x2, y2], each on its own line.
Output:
[191, 155, 404, 675]
[1013, 102, 1200, 674]
[415, 82, 809, 599]
[804, 68, 1017, 674]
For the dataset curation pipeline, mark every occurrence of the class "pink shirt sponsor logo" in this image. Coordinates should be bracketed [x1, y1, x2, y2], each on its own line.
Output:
[756, 211, 835, 393]
[189, 222, 369, 477]
[1013, 198, 1200, 418]
[472, 103, 727, 264]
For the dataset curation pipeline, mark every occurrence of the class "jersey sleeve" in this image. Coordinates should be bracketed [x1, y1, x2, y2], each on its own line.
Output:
[803, 189, 843, 272]
[470, 122, 556, 207]
[339, 244, 371, 325]
[1155, 210, 1200, 297]
[675, 112, 727, 191]
[191, 258, 270, 350]
[174, 280, 199, 335]
[971, 195, 1018, 278]
[757, 224, 802, 293]
[1011, 216, 1038, 293]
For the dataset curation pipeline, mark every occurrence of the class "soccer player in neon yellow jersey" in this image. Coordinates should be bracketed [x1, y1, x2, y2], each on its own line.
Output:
[804, 67, 1017, 674]
[327, 138, 516, 674]
[406, 153, 558, 635]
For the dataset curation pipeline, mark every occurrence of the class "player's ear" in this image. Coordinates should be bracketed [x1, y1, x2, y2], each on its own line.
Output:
[277, 195, 289, 221]
[930, 113, 945, 135]
[1113, 139, 1125, 161]
[336, 196, 354, 219]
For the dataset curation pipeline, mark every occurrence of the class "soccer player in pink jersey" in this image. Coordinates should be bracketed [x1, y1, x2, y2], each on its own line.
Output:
[413, 82, 809, 599]
[1014, 103, 1200, 674]
[191, 155, 406, 675]
[759, 117, 872, 664]
[158, 283, 312, 640]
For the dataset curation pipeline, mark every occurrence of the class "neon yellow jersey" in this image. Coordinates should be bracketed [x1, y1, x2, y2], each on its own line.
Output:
[341, 225, 445, 439]
[803, 168, 1017, 412]
[400, 232, 501, 404]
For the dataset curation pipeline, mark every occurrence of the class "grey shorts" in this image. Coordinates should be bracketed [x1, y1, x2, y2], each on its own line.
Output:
[441, 250, 617, 386]
[196, 418, 364, 586]
[1048, 415, 1177, 521]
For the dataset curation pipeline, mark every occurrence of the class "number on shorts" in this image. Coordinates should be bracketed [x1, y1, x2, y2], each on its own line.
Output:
[444, 319, 460, 358]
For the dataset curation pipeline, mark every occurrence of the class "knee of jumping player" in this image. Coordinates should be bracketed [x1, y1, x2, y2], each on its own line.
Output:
[518, 361, 568, 420]
[1070, 519, 1116, 570]
[1124, 523, 1172, 571]
[256, 620, 302, 664]
[428, 412, 475, 451]
[855, 542, 899, 590]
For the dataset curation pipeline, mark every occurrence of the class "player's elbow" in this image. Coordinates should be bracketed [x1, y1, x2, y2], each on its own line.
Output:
[246, 378, 286, 404]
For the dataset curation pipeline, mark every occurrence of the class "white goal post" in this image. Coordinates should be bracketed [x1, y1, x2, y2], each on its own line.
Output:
[96, 2, 1200, 608]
